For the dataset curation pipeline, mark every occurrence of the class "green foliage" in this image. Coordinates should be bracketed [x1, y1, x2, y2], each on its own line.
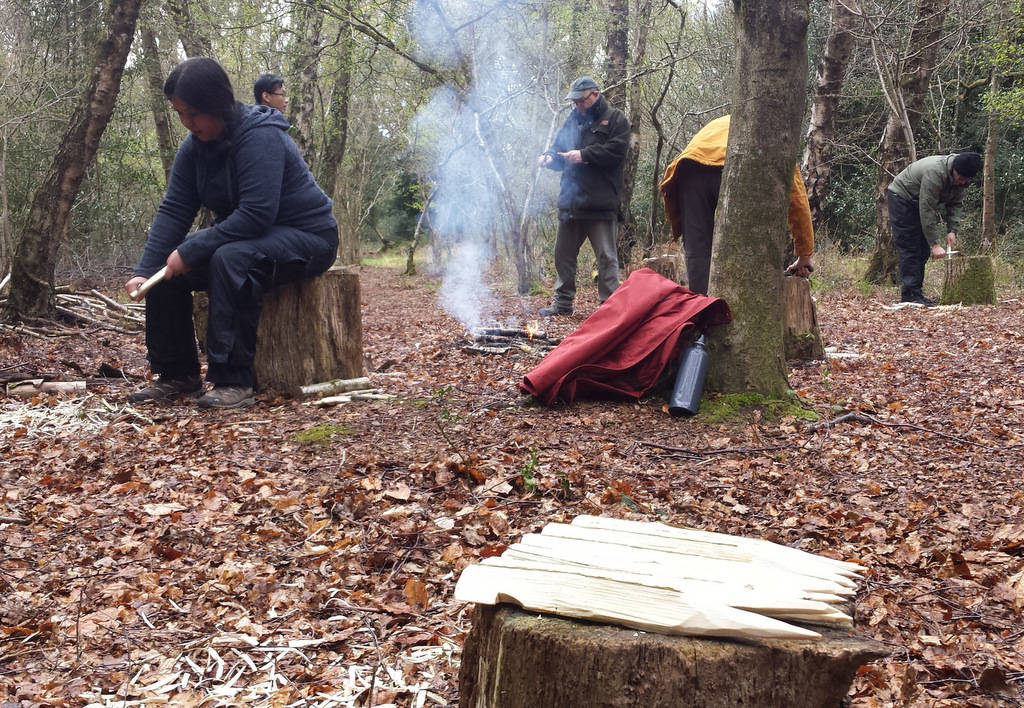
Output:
[519, 450, 539, 495]
[366, 169, 421, 245]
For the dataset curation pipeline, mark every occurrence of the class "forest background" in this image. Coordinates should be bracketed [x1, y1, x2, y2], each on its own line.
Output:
[3, 1, 1024, 704]
[1, 0, 1023, 310]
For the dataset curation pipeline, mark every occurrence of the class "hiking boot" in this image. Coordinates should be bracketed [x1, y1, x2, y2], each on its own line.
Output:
[900, 295, 933, 307]
[197, 385, 255, 410]
[539, 305, 573, 317]
[128, 375, 203, 403]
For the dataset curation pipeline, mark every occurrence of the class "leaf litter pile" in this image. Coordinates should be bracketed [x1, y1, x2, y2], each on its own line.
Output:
[2, 266, 1023, 707]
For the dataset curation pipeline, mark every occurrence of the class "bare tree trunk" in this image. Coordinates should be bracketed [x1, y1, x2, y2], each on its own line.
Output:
[706, 0, 809, 397]
[980, 73, 1000, 253]
[801, 0, 856, 230]
[287, 2, 324, 168]
[646, 5, 688, 256]
[603, 0, 628, 109]
[166, 0, 212, 58]
[0, 132, 12, 278]
[864, 0, 950, 284]
[5, 0, 142, 321]
[322, 8, 358, 265]
[140, 23, 176, 181]
[603, 0, 638, 269]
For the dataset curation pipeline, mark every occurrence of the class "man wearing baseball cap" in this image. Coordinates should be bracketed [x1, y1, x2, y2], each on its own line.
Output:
[887, 151, 982, 305]
[537, 76, 631, 317]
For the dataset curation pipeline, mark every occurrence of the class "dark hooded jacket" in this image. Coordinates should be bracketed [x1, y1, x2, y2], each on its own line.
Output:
[542, 95, 631, 221]
[134, 103, 337, 276]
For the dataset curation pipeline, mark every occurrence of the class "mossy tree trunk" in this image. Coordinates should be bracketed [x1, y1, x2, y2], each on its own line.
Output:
[705, 0, 809, 397]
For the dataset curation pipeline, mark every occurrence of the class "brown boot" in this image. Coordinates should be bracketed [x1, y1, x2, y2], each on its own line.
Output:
[128, 375, 203, 403]
[197, 385, 255, 409]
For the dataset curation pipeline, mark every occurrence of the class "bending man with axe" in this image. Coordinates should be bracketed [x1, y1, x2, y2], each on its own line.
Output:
[125, 57, 337, 409]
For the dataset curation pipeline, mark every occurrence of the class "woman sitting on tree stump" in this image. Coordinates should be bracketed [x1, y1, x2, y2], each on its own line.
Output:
[124, 57, 338, 409]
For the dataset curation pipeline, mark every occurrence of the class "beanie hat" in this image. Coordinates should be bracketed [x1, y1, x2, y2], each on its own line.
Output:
[952, 152, 982, 179]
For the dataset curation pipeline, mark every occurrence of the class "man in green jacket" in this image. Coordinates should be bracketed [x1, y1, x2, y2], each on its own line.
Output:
[887, 151, 981, 305]
[537, 76, 631, 317]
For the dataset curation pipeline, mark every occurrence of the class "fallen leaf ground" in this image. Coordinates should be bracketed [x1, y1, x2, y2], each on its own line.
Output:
[2, 264, 1023, 707]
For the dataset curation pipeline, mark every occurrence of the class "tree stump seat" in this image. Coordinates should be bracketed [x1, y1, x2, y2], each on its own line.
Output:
[783, 275, 825, 361]
[459, 605, 888, 708]
[194, 265, 363, 394]
[640, 254, 682, 284]
[941, 254, 996, 305]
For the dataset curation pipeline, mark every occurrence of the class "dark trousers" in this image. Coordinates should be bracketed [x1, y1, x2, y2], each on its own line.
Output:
[887, 190, 930, 300]
[676, 163, 723, 295]
[144, 225, 337, 387]
[552, 218, 619, 308]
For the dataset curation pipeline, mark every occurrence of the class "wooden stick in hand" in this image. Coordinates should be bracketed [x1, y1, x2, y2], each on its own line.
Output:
[129, 266, 167, 301]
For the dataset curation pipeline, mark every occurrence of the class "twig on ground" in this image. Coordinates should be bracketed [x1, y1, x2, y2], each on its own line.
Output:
[636, 441, 794, 458]
[804, 411, 997, 449]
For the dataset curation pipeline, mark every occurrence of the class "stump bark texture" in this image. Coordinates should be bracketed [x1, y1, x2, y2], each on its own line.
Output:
[640, 254, 682, 284]
[941, 255, 996, 305]
[195, 266, 363, 394]
[783, 275, 825, 361]
[459, 605, 887, 708]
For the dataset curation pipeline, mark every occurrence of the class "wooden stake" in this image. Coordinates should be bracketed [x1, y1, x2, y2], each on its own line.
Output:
[129, 266, 167, 301]
[455, 564, 822, 640]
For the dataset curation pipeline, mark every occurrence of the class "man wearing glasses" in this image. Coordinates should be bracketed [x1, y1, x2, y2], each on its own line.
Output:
[887, 151, 982, 305]
[538, 76, 631, 317]
[253, 73, 288, 113]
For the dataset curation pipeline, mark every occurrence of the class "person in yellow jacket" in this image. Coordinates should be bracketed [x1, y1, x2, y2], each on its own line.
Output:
[659, 114, 814, 295]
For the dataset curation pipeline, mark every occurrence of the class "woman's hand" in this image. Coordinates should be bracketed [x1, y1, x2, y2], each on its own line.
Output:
[125, 276, 147, 298]
[165, 249, 190, 277]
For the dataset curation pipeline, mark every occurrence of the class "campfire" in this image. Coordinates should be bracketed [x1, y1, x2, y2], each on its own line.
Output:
[461, 325, 560, 355]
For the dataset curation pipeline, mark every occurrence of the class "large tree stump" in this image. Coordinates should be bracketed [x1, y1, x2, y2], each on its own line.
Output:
[195, 266, 363, 394]
[459, 605, 887, 708]
[941, 254, 996, 305]
[641, 254, 682, 284]
[783, 275, 825, 361]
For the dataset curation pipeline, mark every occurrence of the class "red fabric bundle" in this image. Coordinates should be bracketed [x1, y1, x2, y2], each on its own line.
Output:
[520, 268, 731, 405]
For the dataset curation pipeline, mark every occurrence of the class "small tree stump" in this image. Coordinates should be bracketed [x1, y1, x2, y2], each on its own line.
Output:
[783, 275, 825, 361]
[195, 266, 363, 394]
[459, 605, 887, 708]
[941, 254, 996, 305]
[641, 254, 682, 284]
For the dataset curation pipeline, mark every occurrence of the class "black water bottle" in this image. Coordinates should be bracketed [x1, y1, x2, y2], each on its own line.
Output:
[668, 334, 708, 417]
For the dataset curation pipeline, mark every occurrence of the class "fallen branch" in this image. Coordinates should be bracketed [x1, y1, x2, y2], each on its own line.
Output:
[299, 376, 373, 397]
[803, 411, 996, 449]
[636, 441, 794, 458]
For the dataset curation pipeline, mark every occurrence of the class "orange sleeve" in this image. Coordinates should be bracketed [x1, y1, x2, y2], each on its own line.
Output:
[788, 166, 814, 257]
[659, 153, 685, 238]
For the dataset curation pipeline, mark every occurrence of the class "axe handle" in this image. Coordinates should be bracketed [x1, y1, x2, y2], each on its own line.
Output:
[130, 266, 167, 301]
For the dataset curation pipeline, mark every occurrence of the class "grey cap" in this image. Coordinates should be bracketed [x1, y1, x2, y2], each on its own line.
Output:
[565, 76, 599, 100]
